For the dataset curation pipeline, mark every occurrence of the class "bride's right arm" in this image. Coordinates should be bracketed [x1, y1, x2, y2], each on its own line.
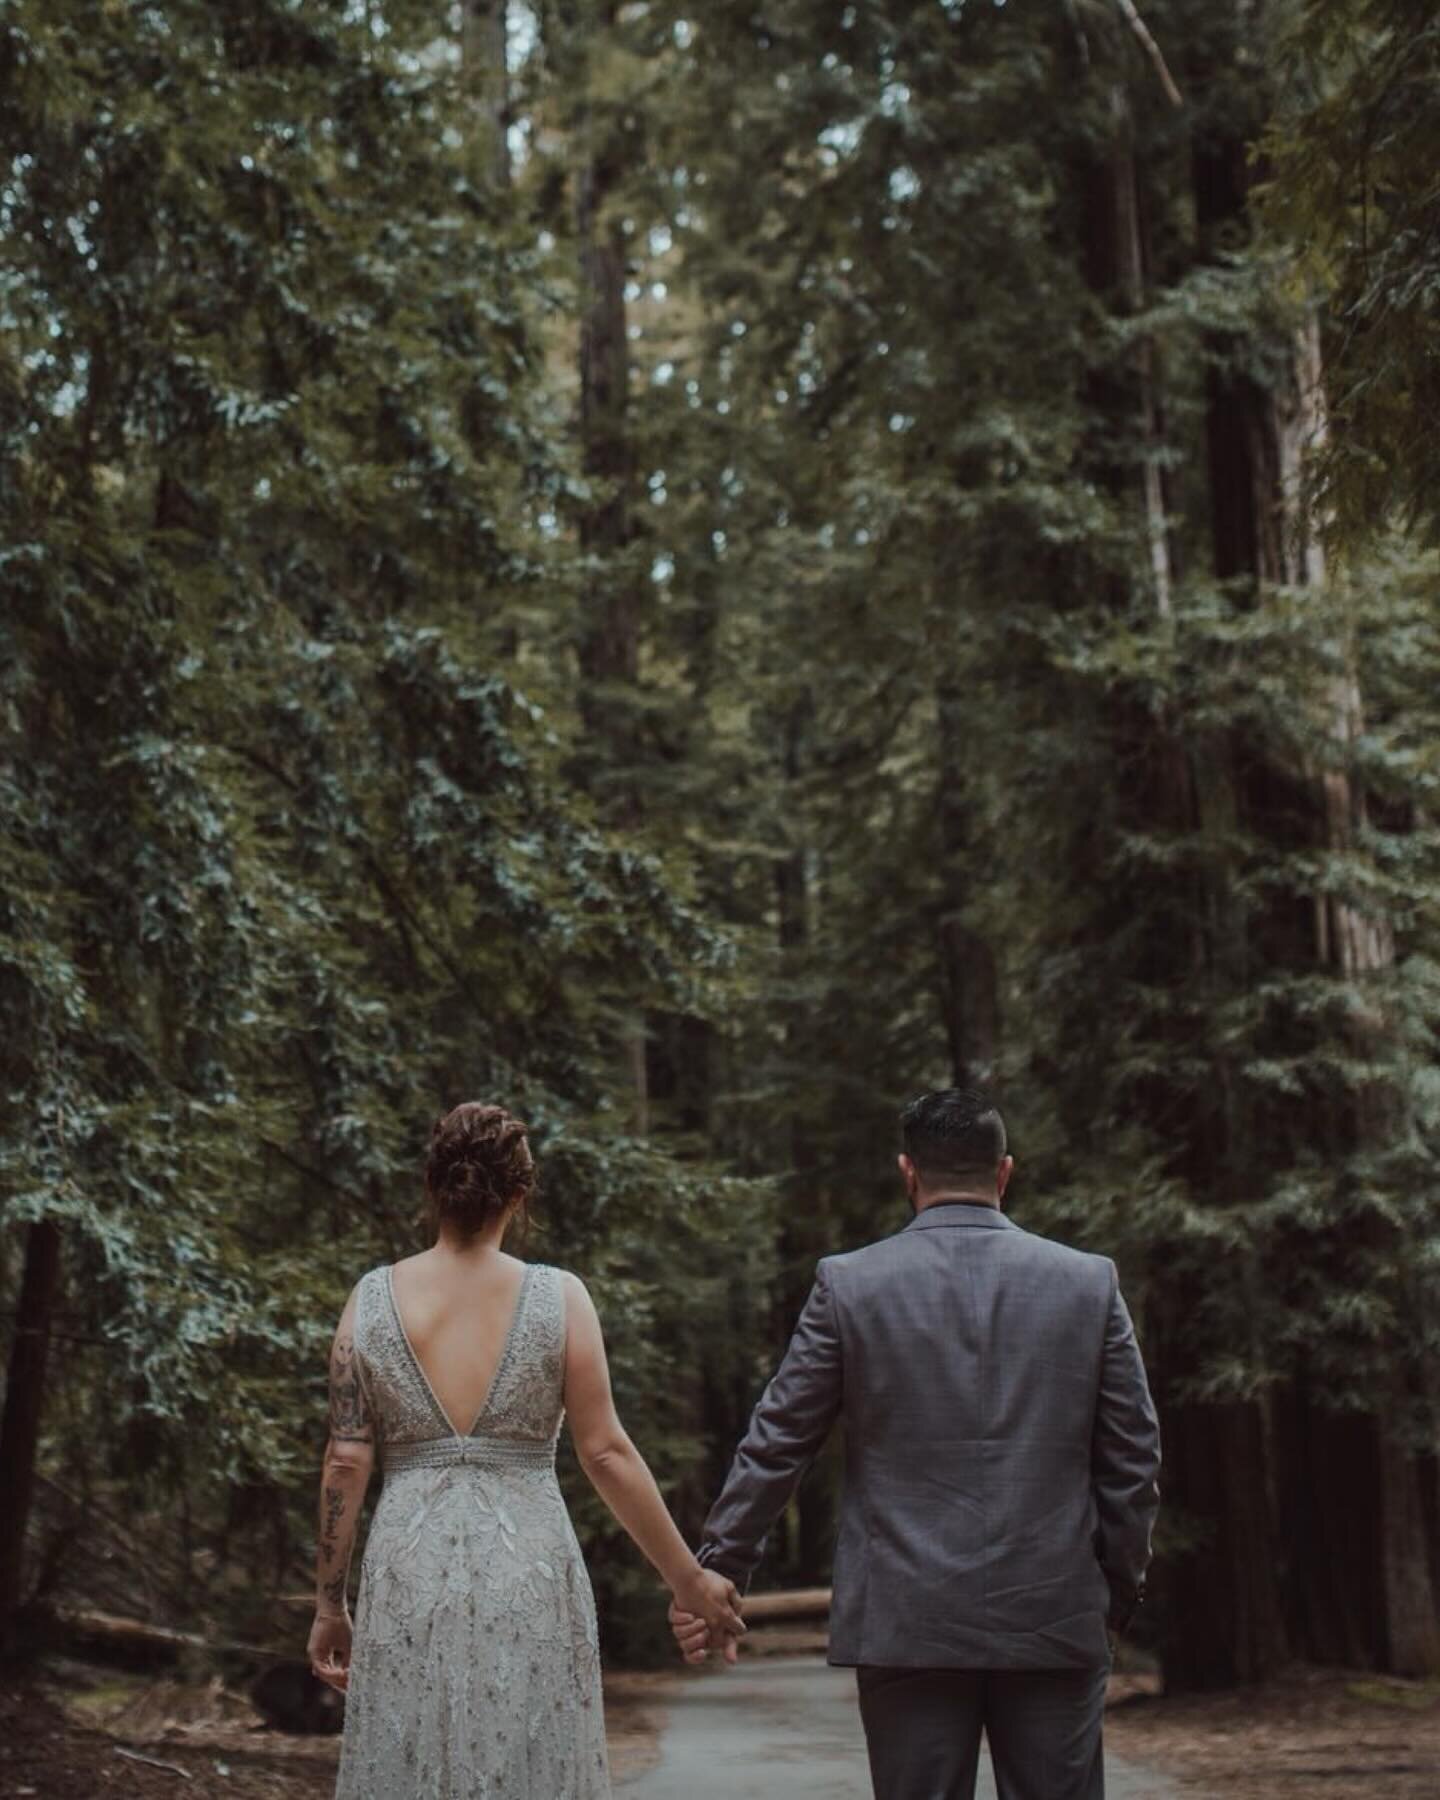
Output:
[307, 1284, 376, 1689]
[561, 1272, 746, 1652]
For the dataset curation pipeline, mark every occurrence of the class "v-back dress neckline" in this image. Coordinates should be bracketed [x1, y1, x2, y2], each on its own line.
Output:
[384, 1260, 538, 1440]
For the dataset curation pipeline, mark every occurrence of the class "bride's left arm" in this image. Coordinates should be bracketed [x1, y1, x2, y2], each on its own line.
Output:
[562, 1273, 746, 1651]
[307, 1285, 376, 1691]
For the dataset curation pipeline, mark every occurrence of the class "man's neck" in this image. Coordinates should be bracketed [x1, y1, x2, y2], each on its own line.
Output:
[915, 1190, 1000, 1213]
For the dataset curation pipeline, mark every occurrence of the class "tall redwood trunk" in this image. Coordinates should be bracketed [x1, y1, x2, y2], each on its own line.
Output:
[1195, 113, 1440, 1676]
[1154, 1390, 1288, 1687]
[574, 3, 639, 761]
[773, 700, 834, 1583]
[935, 677, 998, 1089]
[571, 2, 648, 1123]
[1076, 90, 1292, 1686]
[462, 0, 510, 190]
[0, 1220, 63, 1647]
[1277, 1384, 1440, 1673]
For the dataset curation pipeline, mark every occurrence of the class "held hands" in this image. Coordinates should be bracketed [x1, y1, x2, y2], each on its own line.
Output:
[668, 1567, 745, 1666]
[669, 1600, 727, 1665]
[308, 1608, 353, 1693]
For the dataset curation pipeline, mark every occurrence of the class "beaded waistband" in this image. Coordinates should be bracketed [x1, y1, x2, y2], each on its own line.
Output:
[383, 1436, 557, 1474]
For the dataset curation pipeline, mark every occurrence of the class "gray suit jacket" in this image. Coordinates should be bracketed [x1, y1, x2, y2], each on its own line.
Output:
[699, 1203, 1161, 1669]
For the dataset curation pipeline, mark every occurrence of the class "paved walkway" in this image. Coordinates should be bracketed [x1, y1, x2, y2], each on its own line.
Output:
[619, 1656, 1180, 1799]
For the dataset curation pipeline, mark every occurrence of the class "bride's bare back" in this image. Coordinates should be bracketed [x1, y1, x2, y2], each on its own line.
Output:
[388, 1246, 529, 1435]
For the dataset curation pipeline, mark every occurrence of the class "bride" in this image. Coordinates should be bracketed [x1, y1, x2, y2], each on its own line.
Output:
[306, 1101, 744, 1798]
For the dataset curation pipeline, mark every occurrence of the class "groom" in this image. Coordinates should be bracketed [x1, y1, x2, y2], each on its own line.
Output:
[671, 1087, 1161, 1800]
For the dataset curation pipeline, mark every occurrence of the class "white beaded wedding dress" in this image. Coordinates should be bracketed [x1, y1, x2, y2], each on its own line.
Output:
[334, 1261, 611, 1799]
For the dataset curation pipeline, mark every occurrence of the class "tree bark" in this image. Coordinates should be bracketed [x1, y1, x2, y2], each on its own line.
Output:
[1278, 1386, 1440, 1673]
[1081, 84, 1172, 614]
[772, 700, 834, 1584]
[568, 3, 649, 1122]
[1195, 113, 1440, 1676]
[0, 1219, 63, 1648]
[1078, 89, 1293, 1687]
[935, 678, 998, 1089]
[1153, 1391, 1289, 1687]
[574, 5, 640, 776]
[462, 0, 510, 190]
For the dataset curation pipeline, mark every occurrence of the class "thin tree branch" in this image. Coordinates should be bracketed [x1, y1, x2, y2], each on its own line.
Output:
[256, 1137, 417, 1243]
[114, 1747, 193, 1780]
[1114, 0, 1183, 108]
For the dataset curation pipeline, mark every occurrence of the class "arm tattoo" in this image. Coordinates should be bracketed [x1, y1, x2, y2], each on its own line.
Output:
[320, 1485, 345, 1566]
[315, 1316, 373, 1617]
[328, 1333, 375, 1443]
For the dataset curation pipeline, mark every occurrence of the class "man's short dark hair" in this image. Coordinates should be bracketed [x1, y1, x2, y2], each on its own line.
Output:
[900, 1088, 1007, 1185]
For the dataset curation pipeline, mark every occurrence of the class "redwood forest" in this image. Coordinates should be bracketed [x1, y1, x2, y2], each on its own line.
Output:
[3, 0, 1440, 1785]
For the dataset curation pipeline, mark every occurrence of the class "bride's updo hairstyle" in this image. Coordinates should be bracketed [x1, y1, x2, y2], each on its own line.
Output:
[424, 1102, 535, 1244]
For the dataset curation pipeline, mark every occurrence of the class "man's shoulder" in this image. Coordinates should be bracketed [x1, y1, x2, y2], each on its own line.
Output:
[815, 1231, 906, 1279]
[1009, 1224, 1116, 1280]
[818, 1220, 1114, 1288]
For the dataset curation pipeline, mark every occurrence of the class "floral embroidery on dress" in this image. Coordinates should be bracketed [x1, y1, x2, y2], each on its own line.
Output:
[335, 1264, 610, 1800]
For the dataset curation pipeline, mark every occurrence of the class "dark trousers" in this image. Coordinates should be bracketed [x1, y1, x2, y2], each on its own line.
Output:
[855, 1664, 1109, 1800]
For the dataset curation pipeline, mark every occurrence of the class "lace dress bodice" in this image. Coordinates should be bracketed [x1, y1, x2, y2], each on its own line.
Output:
[335, 1262, 610, 1800]
[355, 1261, 567, 1455]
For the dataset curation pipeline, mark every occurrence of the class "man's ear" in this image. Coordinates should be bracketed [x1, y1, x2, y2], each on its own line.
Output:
[996, 1155, 1015, 1202]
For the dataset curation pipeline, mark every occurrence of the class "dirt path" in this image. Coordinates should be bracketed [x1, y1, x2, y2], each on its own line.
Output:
[616, 1655, 1185, 1798]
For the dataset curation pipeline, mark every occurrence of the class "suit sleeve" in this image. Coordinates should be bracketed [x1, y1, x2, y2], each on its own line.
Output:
[698, 1262, 844, 1589]
[1091, 1262, 1161, 1624]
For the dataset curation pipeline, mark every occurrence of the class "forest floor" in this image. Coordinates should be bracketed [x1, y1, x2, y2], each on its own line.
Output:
[1102, 1660, 1440, 1797]
[0, 1661, 665, 1799]
[1, 1638, 1437, 1798]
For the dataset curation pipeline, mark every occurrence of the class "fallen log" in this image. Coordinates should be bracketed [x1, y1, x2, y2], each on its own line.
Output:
[51, 1589, 832, 1656]
[739, 1588, 831, 1623]
[281, 1587, 836, 1625]
[45, 1607, 344, 1735]
[46, 1603, 285, 1663]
